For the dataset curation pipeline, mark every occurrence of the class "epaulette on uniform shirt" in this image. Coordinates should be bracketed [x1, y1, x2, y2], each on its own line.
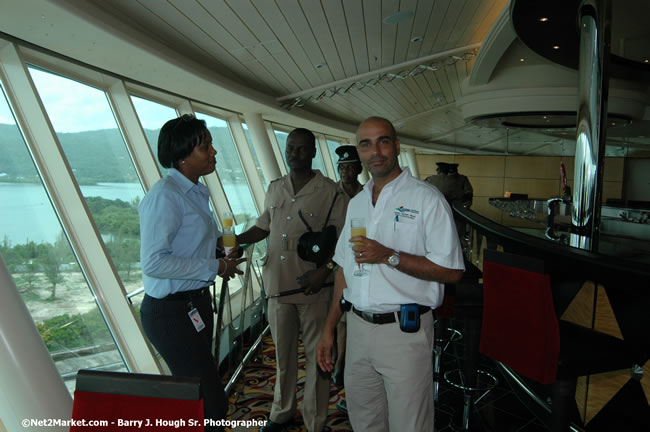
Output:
[321, 176, 337, 187]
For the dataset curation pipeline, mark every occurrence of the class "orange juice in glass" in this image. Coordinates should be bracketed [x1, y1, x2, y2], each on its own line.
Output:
[222, 212, 235, 255]
[350, 218, 369, 276]
[223, 211, 234, 229]
[351, 227, 366, 245]
[222, 230, 236, 256]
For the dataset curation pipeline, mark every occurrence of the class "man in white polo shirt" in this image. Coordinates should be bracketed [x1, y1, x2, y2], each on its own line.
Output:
[317, 116, 465, 431]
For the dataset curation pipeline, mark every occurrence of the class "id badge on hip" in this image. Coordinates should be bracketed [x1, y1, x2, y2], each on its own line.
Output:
[188, 308, 206, 332]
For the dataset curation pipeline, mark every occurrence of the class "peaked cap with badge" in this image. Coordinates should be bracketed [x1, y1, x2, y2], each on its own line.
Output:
[335, 145, 360, 164]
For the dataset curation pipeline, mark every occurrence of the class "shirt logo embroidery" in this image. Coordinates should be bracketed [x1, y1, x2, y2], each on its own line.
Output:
[394, 206, 419, 220]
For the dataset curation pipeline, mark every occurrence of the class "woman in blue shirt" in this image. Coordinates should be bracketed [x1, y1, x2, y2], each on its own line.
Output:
[139, 114, 244, 430]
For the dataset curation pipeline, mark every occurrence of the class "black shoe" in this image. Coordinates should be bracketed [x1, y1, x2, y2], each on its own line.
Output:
[260, 420, 290, 432]
[336, 399, 348, 415]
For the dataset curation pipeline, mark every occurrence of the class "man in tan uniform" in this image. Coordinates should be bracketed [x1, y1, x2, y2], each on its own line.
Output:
[425, 162, 473, 236]
[237, 128, 346, 432]
[332, 145, 363, 388]
[425, 162, 473, 208]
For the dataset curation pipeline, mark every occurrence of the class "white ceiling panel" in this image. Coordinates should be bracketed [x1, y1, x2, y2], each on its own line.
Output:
[39, 0, 647, 155]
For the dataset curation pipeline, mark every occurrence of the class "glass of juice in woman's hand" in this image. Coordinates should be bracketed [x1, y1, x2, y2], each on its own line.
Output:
[222, 212, 236, 255]
[222, 230, 236, 256]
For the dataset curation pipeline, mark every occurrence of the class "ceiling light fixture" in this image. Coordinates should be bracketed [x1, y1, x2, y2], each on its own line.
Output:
[279, 53, 474, 110]
[383, 10, 414, 24]
[552, 45, 560, 50]
[472, 113, 631, 130]
[520, 58, 525, 62]
[539, 17, 549, 22]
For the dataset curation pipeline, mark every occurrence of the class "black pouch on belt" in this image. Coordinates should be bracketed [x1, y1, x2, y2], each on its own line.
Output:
[399, 303, 421, 333]
[297, 193, 339, 267]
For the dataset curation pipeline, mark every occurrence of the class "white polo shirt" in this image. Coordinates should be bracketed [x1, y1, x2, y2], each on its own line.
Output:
[333, 169, 465, 313]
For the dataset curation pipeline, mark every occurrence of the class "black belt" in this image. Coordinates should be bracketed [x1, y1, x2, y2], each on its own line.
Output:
[158, 286, 211, 301]
[351, 305, 431, 324]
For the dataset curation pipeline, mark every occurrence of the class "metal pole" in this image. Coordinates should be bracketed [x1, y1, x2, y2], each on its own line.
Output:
[571, 0, 612, 251]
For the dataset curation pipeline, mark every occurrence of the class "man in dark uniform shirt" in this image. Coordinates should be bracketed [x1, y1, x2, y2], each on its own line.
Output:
[332, 146, 363, 390]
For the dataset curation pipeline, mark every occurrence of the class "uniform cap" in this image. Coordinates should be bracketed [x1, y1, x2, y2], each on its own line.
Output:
[335, 145, 360, 164]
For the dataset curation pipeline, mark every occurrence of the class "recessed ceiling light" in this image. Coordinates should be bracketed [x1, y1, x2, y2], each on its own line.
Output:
[410, 36, 423, 43]
[552, 45, 560, 50]
[644, 59, 649, 63]
[519, 58, 525, 62]
[383, 10, 414, 24]
[539, 17, 549, 22]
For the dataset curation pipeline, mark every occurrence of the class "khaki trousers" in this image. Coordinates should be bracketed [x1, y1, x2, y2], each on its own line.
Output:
[345, 310, 434, 432]
[267, 299, 330, 432]
[334, 313, 347, 372]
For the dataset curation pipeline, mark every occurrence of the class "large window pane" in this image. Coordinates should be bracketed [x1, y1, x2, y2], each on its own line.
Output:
[195, 112, 259, 225]
[0, 82, 127, 393]
[196, 113, 266, 284]
[29, 67, 145, 308]
[242, 123, 267, 188]
[130, 95, 177, 174]
[327, 139, 343, 180]
[275, 128, 326, 174]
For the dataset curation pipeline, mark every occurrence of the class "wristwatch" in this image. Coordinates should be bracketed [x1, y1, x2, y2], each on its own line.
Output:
[387, 250, 401, 268]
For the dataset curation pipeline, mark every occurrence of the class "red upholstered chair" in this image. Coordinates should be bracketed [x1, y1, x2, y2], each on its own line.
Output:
[480, 250, 560, 385]
[70, 370, 204, 432]
[480, 249, 635, 432]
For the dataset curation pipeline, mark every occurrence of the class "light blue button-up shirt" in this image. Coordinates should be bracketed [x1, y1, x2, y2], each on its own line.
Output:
[139, 168, 221, 299]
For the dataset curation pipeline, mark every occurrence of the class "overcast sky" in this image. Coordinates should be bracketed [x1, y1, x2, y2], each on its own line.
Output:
[1, 69, 179, 132]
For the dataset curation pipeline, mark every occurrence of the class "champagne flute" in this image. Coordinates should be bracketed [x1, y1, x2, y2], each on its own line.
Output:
[350, 217, 369, 276]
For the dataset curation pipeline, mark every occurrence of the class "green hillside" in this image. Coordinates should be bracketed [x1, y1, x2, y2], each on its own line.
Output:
[0, 124, 245, 184]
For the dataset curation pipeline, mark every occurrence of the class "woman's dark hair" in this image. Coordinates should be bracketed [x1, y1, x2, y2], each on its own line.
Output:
[157, 114, 208, 169]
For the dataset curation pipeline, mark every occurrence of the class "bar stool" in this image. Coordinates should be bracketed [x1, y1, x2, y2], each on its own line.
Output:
[441, 262, 497, 431]
[433, 283, 463, 402]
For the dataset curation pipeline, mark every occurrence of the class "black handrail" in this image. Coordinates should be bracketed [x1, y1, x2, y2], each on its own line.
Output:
[452, 202, 650, 284]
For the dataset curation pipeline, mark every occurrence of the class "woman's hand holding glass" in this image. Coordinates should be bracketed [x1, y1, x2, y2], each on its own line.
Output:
[222, 211, 236, 255]
[219, 255, 246, 280]
[219, 214, 246, 280]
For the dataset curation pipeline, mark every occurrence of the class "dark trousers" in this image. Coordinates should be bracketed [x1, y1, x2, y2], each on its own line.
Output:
[141, 292, 228, 427]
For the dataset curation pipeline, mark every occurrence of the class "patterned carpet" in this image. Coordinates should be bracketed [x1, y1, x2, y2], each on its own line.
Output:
[227, 334, 351, 431]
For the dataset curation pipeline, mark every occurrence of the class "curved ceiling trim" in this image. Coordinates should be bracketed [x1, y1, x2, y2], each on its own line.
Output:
[469, 5, 517, 86]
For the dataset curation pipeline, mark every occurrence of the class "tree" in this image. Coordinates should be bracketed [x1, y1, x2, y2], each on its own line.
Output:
[0, 235, 14, 267]
[13, 240, 40, 291]
[41, 232, 70, 298]
[107, 235, 140, 281]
